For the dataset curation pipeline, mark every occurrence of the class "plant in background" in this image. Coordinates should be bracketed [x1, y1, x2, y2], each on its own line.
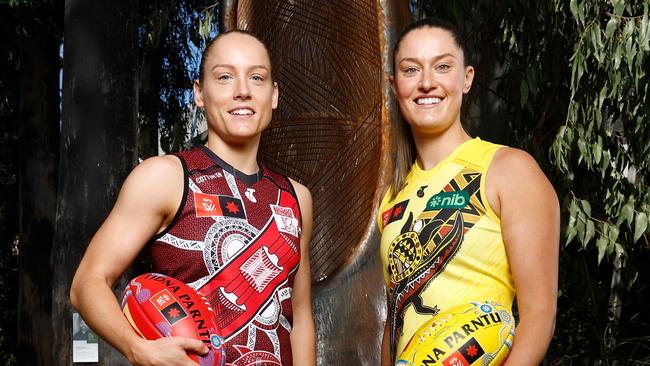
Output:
[137, 0, 218, 157]
[552, 1, 649, 363]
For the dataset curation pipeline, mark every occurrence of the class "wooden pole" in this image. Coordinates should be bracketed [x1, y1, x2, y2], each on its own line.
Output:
[16, 1, 62, 364]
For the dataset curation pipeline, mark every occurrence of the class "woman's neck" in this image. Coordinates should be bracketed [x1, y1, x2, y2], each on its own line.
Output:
[413, 125, 471, 171]
[205, 134, 261, 175]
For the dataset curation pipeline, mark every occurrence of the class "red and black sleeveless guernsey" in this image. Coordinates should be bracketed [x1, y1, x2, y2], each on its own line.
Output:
[150, 145, 302, 365]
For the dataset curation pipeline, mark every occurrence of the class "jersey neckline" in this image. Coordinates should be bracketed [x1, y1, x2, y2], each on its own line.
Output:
[196, 144, 264, 185]
[411, 137, 481, 181]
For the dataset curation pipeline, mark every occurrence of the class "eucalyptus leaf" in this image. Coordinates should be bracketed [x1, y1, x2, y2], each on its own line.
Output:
[634, 212, 648, 242]
[601, 150, 611, 175]
[598, 84, 607, 110]
[641, 3, 649, 46]
[585, 219, 595, 245]
[596, 236, 608, 264]
[577, 213, 586, 247]
[613, 0, 625, 17]
[580, 199, 592, 217]
[566, 224, 578, 246]
[605, 17, 618, 39]
[608, 224, 620, 242]
[577, 139, 587, 162]
[614, 42, 623, 69]
[618, 203, 634, 227]
[594, 140, 602, 164]
[570, 0, 579, 22]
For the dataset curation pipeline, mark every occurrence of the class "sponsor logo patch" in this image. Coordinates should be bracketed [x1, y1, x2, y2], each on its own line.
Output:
[195, 172, 223, 184]
[426, 191, 470, 211]
[245, 188, 257, 202]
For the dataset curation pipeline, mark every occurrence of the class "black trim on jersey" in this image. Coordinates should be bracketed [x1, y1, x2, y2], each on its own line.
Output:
[286, 178, 304, 225]
[151, 154, 189, 241]
[196, 144, 263, 185]
[263, 173, 303, 225]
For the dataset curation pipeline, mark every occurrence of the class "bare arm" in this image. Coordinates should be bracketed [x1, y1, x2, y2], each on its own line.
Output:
[69, 156, 207, 366]
[487, 148, 560, 365]
[289, 179, 317, 365]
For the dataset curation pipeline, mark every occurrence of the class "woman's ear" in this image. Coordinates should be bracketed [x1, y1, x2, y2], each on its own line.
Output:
[272, 81, 279, 109]
[193, 80, 204, 107]
[463, 66, 475, 94]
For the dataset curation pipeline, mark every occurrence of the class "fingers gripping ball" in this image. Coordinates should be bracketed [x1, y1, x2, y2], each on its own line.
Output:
[120, 273, 226, 366]
[396, 301, 514, 366]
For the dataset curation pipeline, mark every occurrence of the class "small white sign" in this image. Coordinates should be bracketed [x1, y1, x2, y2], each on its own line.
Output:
[72, 312, 99, 363]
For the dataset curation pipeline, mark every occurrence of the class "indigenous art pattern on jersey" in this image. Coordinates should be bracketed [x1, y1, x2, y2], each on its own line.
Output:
[379, 138, 515, 360]
[150, 146, 301, 365]
[384, 169, 487, 355]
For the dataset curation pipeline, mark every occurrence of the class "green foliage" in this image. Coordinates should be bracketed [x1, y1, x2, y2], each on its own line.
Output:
[137, 0, 217, 157]
[555, 1, 650, 266]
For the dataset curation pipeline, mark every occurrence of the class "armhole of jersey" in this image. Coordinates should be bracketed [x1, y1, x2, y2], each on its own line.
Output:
[481, 146, 503, 226]
[286, 177, 304, 227]
[151, 154, 189, 241]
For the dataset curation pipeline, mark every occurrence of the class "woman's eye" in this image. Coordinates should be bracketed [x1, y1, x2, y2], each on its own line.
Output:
[251, 75, 264, 82]
[217, 74, 232, 81]
[403, 67, 418, 75]
[437, 64, 450, 71]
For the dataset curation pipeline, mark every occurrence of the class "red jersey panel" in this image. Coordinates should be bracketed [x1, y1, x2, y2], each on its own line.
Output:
[150, 145, 302, 365]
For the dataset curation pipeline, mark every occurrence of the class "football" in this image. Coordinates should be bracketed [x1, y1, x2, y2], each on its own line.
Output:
[395, 300, 514, 366]
[120, 273, 225, 366]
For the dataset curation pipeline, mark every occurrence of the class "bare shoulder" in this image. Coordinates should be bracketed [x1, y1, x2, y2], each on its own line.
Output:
[487, 147, 558, 215]
[121, 155, 182, 192]
[115, 154, 184, 216]
[491, 147, 542, 177]
[128, 154, 182, 182]
[288, 178, 313, 212]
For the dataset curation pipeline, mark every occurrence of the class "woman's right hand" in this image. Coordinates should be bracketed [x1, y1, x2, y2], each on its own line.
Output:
[128, 336, 209, 366]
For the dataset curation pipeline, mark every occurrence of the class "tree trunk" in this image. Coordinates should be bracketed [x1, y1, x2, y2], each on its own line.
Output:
[605, 248, 624, 365]
[16, 1, 63, 365]
[53, 0, 138, 363]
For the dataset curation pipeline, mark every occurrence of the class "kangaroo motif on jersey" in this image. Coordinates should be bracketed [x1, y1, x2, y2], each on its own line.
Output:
[386, 169, 487, 355]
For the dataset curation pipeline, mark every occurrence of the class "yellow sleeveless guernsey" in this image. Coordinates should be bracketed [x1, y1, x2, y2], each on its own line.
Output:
[378, 137, 515, 358]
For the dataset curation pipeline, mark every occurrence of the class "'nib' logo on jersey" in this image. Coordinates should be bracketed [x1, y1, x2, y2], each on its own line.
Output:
[426, 191, 470, 211]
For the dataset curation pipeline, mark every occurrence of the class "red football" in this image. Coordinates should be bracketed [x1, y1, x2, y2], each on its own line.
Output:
[120, 273, 225, 366]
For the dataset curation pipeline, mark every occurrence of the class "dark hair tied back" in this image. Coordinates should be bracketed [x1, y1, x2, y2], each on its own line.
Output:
[392, 17, 471, 73]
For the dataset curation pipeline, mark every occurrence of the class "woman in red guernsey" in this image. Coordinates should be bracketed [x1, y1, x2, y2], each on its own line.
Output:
[70, 30, 316, 366]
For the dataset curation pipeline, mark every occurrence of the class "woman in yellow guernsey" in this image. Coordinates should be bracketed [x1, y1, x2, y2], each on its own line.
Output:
[379, 18, 560, 365]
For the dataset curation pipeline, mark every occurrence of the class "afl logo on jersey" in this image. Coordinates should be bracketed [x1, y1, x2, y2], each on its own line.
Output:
[382, 200, 409, 227]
